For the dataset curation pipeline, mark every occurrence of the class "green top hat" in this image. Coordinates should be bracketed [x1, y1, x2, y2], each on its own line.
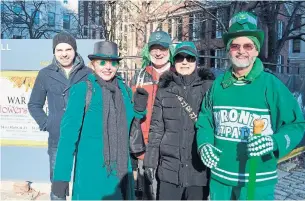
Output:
[148, 31, 172, 49]
[174, 41, 198, 57]
[223, 12, 264, 47]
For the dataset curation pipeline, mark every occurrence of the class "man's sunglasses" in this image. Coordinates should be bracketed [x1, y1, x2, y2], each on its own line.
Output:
[100, 60, 119, 67]
[175, 55, 196, 63]
[230, 43, 255, 51]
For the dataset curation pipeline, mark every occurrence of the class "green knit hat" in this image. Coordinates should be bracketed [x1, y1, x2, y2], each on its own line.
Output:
[223, 12, 264, 48]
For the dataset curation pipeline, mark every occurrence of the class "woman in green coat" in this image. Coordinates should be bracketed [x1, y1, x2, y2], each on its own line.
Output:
[51, 41, 147, 200]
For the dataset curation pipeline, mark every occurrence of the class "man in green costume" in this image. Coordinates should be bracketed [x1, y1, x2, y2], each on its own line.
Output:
[196, 11, 305, 200]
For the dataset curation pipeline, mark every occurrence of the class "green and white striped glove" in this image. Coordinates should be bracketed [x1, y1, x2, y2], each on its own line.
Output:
[247, 135, 278, 157]
[198, 144, 222, 169]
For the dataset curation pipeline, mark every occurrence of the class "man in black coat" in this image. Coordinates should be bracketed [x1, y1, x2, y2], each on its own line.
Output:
[28, 32, 91, 200]
[144, 41, 214, 200]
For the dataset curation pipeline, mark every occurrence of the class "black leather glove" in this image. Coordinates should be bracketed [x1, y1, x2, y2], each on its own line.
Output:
[134, 88, 148, 112]
[144, 168, 155, 185]
[51, 181, 69, 198]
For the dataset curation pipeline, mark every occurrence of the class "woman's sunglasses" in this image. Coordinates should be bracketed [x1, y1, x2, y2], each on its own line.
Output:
[175, 55, 196, 63]
[230, 43, 255, 52]
[100, 60, 119, 67]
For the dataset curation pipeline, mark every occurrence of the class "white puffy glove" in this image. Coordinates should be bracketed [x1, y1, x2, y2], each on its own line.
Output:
[198, 143, 222, 168]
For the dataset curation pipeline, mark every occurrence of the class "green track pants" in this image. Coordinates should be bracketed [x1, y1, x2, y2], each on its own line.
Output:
[210, 179, 275, 200]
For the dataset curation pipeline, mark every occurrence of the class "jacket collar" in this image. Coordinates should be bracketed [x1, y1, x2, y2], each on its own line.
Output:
[158, 68, 215, 89]
[221, 57, 264, 88]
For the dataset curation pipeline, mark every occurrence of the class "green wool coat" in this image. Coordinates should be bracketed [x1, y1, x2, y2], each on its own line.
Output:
[53, 73, 136, 200]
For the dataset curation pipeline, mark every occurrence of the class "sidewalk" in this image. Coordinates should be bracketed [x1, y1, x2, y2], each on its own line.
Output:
[0, 181, 72, 200]
[2, 168, 305, 200]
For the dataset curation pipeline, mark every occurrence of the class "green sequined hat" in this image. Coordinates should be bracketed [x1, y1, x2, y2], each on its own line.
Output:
[223, 12, 264, 47]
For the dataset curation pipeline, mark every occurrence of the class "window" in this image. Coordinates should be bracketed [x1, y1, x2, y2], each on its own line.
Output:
[215, 49, 226, 68]
[277, 20, 283, 39]
[200, 20, 206, 40]
[277, 55, 284, 73]
[13, 35, 22, 39]
[150, 22, 153, 33]
[210, 49, 215, 67]
[100, 30, 105, 39]
[158, 22, 162, 31]
[216, 8, 230, 38]
[48, 12, 55, 26]
[31, 10, 40, 25]
[198, 50, 205, 67]
[189, 13, 204, 41]
[136, 31, 138, 46]
[92, 29, 96, 38]
[13, 4, 23, 24]
[99, 2, 104, 25]
[91, 1, 95, 22]
[292, 39, 301, 53]
[63, 14, 70, 29]
[211, 10, 216, 39]
[168, 19, 172, 38]
[293, 15, 301, 30]
[84, 1, 88, 25]
[176, 17, 183, 41]
[84, 27, 88, 36]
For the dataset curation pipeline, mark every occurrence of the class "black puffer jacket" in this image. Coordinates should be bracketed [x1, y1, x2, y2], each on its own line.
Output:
[144, 68, 215, 187]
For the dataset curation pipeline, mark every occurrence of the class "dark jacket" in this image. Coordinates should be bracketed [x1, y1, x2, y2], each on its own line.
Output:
[143, 68, 215, 187]
[28, 54, 91, 147]
[130, 65, 175, 160]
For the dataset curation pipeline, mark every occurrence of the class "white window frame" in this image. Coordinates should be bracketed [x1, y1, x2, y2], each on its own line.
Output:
[191, 13, 201, 41]
[277, 20, 283, 39]
[277, 55, 283, 73]
[175, 17, 183, 41]
[215, 49, 226, 68]
[216, 10, 223, 39]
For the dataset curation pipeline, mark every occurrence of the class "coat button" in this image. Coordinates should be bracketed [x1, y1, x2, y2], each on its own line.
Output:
[63, 108, 66, 111]
[62, 93, 65, 96]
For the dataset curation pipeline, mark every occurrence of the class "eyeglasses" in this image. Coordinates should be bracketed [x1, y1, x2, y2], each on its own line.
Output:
[230, 43, 255, 52]
[175, 55, 196, 63]
[99, 60, 119, 67]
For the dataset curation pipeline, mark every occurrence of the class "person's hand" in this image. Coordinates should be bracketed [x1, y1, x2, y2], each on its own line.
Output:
[198, 144, 222, 169]
[247, 135, 277, 157]
[144, 168, 155, 185]
[134, 88, 148, 112]
[51, 181, 69, 198]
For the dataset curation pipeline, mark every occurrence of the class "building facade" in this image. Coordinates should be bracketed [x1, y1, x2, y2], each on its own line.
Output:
[1, 0, 79, 39]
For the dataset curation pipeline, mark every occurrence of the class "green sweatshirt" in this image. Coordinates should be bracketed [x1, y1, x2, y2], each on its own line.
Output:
[196, 58, 305, 187]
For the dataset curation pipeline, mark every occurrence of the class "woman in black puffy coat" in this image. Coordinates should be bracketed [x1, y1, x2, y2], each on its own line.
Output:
[143, 41, 215, 200]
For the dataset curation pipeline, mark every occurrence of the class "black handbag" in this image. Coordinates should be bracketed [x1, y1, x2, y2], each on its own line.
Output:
[129, 118, 146, 154]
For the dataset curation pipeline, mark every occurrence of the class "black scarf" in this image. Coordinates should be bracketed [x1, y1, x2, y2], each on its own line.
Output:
[95, 74, 128, 179]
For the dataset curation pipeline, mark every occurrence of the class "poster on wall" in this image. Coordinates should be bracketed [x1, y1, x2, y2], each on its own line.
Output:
[0, 70, 48, 146]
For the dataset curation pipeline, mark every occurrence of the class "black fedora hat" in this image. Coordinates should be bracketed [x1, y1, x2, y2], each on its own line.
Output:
[88, 41, 122, 61]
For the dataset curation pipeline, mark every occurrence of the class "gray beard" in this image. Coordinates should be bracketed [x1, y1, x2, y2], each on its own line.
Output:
[229, 55, 256, 69]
